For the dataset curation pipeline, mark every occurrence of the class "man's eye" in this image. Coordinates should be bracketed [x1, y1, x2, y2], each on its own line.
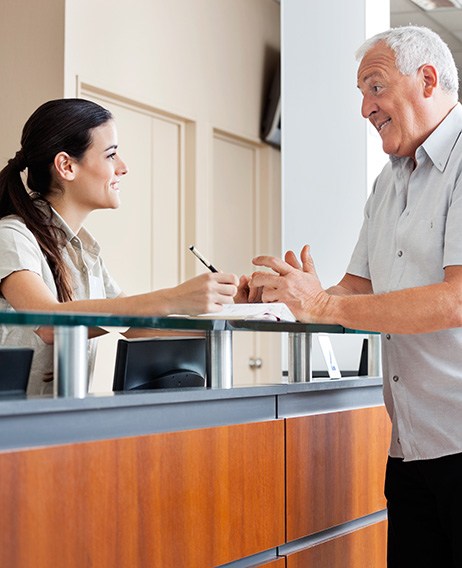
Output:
[372, 85, 382, 94]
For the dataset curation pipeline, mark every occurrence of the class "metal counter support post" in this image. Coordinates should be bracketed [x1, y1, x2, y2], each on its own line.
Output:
[288, 332, 312, 382]
[206, 330, 233, 388]
[54, 326, 88, 398]
[368, 334, 382, 377]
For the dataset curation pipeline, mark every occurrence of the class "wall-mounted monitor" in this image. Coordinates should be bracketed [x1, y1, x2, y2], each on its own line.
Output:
[113, 337, 206, 391]
[261, 59, 281, 148]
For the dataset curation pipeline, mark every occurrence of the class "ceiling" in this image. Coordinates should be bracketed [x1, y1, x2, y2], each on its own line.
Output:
[391, 0, 462, 89]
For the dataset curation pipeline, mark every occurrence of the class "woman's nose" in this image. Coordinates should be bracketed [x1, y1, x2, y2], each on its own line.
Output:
[116, 155, 129, 176]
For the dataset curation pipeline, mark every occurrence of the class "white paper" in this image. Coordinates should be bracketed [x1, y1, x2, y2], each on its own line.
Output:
[194, 303, 296, 322]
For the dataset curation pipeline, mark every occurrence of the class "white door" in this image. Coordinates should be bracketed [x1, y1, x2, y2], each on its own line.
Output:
[212, 132, 281, 385]
[81, 90, 185, 392]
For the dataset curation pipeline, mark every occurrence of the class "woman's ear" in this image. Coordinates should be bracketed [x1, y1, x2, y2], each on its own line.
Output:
[53, 152, 77, 181]
[420, 64, 438, 98]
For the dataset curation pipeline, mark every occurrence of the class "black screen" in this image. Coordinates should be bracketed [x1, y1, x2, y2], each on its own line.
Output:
[0, 347, 33, 394]
[112, 337, 206, 391]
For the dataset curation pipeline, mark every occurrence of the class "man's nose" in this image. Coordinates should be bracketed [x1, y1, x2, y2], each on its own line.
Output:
[361, 95, 378, 119]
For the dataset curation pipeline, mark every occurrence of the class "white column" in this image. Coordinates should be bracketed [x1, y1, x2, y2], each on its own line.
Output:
[281, 0, 389, 371]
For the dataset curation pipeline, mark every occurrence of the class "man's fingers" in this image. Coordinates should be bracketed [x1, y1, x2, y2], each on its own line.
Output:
[250, 271, 279, 288]
[248, 283, 264, 303]
[261, 288, 279, 303]
[252, 255, 293, 276]
[301, 244, 315, 273]
[285, 250, 301, 270]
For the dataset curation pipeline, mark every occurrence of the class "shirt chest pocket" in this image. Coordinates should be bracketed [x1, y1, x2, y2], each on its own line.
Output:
[407, 215, 446, 280]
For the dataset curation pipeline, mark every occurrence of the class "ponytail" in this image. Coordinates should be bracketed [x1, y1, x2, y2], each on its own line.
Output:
[0, 158, 74, 302]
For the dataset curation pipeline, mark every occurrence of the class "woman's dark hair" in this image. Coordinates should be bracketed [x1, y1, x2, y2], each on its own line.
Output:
[0, 98, 113, 301]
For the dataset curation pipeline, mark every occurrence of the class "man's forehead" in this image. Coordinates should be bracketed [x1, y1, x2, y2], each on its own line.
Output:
[357, 44, 397, 83]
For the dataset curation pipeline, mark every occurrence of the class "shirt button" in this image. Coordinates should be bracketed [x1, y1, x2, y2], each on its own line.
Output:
[397, 250, 403, 257]
[386, 334, 391, 340]
[392, 375, 399, 382]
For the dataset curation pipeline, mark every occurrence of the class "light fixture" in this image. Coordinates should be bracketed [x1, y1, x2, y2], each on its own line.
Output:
[410, 0, 462, 9]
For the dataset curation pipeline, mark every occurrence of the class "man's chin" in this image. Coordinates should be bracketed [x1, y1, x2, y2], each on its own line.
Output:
[381, 140, 398, 156]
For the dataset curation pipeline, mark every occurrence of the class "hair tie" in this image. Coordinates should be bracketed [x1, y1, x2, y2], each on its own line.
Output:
[9, 150, 27, 172]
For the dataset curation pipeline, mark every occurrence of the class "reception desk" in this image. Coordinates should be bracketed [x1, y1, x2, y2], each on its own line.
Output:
[0, 313, 390, 567]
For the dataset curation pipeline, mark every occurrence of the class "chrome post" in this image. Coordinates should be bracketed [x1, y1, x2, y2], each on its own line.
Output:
[206, 330, 233, 388]
[288, 332, 312, 382]
[54, 326, 88, 398]
[367, 334, 382, 377]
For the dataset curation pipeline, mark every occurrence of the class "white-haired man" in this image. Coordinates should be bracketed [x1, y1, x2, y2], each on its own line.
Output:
[251, 26, 462, 567]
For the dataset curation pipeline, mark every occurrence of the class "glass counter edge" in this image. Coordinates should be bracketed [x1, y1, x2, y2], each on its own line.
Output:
[0, 310, 377, 334]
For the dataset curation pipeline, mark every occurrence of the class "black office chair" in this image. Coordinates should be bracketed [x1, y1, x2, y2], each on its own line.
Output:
[0, 347, 33, 394]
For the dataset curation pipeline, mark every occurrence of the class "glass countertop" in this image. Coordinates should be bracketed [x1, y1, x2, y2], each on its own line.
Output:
[0, 310, 373, 334]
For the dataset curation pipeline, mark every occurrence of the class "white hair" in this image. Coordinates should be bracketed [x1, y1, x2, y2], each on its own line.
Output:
[356, 26, 459, 96]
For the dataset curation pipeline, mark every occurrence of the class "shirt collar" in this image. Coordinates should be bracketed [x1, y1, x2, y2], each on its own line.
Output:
[421, 103, 462, 172]
[389, 103, 462, 173]
[50, 207, 100, 256]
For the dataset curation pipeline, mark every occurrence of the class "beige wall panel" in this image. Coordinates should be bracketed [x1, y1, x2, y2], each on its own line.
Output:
[151, 118, 182, 289]
[64, 0, 280, 139]
[212, 135, 256, 275]
[0, 0, 65, 164]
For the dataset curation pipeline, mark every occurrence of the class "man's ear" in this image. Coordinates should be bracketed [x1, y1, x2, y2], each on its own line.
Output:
[53, 152, 77, 181]
[420, 64, 438, 98]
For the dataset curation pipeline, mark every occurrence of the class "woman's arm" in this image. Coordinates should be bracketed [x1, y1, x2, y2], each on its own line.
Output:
[1, 269, 239, 317]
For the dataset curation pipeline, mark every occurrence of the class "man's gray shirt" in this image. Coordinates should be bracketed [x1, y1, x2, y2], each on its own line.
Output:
[348, 103, 462, 461]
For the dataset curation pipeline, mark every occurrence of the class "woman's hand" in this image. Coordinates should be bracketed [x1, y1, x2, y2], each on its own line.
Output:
[165, 272, 239, 315]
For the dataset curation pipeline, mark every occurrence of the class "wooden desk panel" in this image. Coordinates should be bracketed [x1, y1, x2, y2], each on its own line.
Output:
[286, 520, 387, 568]
[286, 406, 390, 540]
[0, 420, 285, 568]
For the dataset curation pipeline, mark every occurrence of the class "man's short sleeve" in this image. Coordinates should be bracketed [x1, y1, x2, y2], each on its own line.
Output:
[346, 194, 372, 280]
[0, 218, 44, 284]
[444, 179, 462, 267]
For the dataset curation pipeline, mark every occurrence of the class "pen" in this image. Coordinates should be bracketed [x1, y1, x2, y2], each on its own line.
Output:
[189, 245, 219, 273]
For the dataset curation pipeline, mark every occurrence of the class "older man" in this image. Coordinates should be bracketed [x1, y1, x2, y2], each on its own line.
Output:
[251, 26, 462, 567]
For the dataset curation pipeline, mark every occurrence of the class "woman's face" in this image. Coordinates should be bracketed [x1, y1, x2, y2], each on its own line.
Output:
[67, 120, 128, 213]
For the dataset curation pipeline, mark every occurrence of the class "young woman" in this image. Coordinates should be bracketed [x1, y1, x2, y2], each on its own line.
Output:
[0, 98, 239, 394]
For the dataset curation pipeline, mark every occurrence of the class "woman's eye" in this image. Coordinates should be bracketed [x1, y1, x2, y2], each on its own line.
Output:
[107, 153, 116, 160]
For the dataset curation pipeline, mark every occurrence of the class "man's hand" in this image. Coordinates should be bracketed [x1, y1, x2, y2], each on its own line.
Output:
[250, 245, 330, 322]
